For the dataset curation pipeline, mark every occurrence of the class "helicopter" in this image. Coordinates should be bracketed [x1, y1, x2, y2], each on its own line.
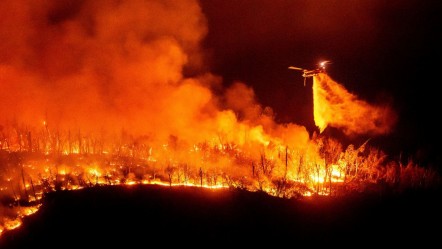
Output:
[289, 60, 330, 86]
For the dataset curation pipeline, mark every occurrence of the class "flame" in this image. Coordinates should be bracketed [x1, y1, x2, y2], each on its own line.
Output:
[0, 135, 437, 237]
[3, 218, 22, 231]
[312, 73, 396, 136]
[0, 0, 437, 239]
[310, 164, 344, 184]
[19, 206, 41, 217]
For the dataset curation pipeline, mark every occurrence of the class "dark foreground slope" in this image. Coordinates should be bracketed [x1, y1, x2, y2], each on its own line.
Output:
[1, 185, 441, 248]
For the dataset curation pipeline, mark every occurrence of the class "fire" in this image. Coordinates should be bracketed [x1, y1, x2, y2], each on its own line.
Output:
[0, 130, 438, 237]
[19, 206, 41, 217]
[0, 205, 40, 235]
[0, 0, 438, 240]
[310, 164, 344, 184]
[3, 219, 21, 231]
[312, 73, 397, 135]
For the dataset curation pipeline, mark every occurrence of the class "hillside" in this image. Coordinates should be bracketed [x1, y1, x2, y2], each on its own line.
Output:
[1, 185, 440, 247]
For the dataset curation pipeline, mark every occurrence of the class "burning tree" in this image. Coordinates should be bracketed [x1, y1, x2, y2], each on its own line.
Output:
[0, 119, 440, 235]
[0, 0, 439, 238]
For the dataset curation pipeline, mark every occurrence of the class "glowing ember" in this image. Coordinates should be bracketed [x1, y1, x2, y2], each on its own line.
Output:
[19, 206, 42, 217]
[0, 0, 438, 240]
[3, 218, 22, 231]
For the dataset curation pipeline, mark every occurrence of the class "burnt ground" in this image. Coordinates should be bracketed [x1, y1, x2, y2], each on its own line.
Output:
[0, 185, 441, 248]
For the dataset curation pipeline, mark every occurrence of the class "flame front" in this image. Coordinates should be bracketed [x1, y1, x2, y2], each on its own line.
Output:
[0, 0, 437, 239]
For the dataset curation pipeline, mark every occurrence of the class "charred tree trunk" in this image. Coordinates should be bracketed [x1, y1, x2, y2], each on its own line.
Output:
[30, 177, 38, 203]
[252, 162, 255, 177]
[315, 163, 321, 194]
[329, 172, 332, 196]
[260, 154, 267, 176]
[199, 167, 203, 187]
[284, 146, 288, 182]
[168, 172, 172, 187]
[21, 165, 29, 202]
[297, 154, 303, 181]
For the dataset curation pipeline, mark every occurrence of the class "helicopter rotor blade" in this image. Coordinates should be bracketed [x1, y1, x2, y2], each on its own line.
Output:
[288, 66, 304, 71]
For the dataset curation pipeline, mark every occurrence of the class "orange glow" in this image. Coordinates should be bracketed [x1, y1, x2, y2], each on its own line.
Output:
[0, 135, 437, 238]
[19, 206, 41, 217]
[312, 74, 396, 136]
[0, 0, 437, 240]
[3, 218, 22, 231]
[310, 164, 344, 184]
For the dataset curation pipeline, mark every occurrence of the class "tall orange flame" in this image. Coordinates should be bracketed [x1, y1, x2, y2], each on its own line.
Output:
[0, 0, 437, 239]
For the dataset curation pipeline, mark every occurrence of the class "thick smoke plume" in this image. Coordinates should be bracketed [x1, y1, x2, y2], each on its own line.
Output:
[0, 0, 309, 150]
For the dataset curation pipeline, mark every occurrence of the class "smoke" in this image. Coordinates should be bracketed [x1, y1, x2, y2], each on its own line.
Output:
[313, 73, 397, 136]
[0, 0, 206, 138]
[0, 0, 310, 150]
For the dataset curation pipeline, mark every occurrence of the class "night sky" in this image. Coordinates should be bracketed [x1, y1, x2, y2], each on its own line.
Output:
[200, 0, 442, 166]
[1, 2, 441, 244]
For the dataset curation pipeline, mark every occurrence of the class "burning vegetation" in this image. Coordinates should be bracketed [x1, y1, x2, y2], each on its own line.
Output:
[0, 98, 439, 236]
[0, 0, 440, 237]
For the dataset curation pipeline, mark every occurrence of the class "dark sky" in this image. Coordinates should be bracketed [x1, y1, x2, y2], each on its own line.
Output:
[200, 0, 442, 164]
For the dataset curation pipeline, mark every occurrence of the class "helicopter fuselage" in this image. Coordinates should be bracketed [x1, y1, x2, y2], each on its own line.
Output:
[288, 61, 329, 86]
[302, 68, 324, 77]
